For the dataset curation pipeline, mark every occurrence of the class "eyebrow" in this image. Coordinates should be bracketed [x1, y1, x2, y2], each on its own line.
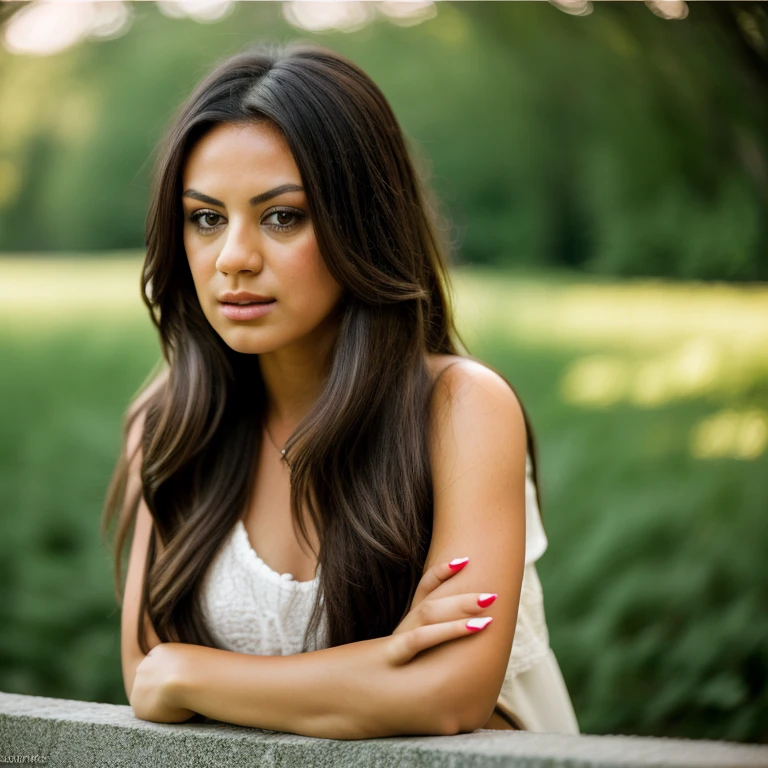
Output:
[181, 183, 305, 208]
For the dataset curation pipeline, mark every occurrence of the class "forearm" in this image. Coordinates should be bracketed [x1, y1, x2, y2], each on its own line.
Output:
[172, 637, 449, 739]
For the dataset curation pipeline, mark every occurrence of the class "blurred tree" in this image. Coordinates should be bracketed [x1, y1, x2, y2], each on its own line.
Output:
[0, 1, 766, 279]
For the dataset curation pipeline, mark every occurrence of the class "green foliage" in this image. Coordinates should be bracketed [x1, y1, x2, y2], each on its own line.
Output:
[0, 316, 160, 703]
[492, 347, 768, 741]
[0, 3, 766, 280]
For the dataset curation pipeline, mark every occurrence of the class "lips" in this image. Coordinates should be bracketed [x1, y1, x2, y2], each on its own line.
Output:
[218, 291, 275, 304]
[219, 299, 277, 321]
[222, 300, 275, 305]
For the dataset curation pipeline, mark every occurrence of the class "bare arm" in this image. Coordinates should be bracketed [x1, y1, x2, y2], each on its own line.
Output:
[167, 634, 453, 739]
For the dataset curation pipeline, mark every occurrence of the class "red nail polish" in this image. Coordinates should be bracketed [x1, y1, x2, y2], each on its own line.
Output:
[477, 593, 497, 607]
[449, 557, 469, 572]
[467, 617, 493, 632]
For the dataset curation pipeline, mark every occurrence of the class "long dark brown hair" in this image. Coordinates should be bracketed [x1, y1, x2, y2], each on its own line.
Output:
[101, 40, 541, 657]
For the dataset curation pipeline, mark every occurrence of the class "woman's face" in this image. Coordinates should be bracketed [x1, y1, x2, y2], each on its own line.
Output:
[181, 120, 344, 356]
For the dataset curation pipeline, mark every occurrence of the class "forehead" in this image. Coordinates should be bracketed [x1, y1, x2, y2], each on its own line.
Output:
[182, 121, 300, 187]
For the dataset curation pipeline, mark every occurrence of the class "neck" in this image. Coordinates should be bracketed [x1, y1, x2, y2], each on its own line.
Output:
[258, 314, 341, 435]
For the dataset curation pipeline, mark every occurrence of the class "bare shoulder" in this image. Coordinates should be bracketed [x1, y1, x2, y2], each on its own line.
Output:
[424, 353, 526, 493]
[425, 353, 524, 428]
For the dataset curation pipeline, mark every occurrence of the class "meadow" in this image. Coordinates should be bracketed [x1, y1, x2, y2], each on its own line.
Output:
[1, 256, 766, 742]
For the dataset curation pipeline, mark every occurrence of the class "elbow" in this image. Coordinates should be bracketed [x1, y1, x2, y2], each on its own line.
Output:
[432, 705, 485, 737]
[436, 680, 500, 735]
[432, 691, 480, 736]
[425, 677, 478, 737]
[452, 702, 494, 735]
[356, 660, 493, 738]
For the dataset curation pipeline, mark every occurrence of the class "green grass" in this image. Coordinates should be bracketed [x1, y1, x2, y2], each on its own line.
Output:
[1, 256, 766, 742]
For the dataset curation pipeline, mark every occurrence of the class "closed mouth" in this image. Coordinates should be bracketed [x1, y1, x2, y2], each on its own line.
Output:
[221, 299, 276, 305]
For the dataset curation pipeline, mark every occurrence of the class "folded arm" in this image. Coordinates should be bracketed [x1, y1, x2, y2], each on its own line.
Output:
[165, 635, 455, 739]
[130, 359, 527, 740]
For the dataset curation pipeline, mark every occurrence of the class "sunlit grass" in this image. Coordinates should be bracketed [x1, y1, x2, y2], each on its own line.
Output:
[690, 408, 768, 461]
[0, 253, 149, 333]
[452, 267, 768, 455]
[452, 267, 768, 353]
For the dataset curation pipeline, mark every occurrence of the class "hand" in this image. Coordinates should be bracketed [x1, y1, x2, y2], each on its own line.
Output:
[386, 557, 497, 666]
[129, 643, 197, 723]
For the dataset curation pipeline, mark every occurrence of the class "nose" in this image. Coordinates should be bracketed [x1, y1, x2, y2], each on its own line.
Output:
[215, 219, 264, 276]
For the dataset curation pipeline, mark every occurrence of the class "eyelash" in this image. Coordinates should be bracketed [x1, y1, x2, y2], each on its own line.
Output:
[187, 206, 305, 235]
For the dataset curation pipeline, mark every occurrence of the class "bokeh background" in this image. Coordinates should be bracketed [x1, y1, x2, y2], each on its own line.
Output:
[1, 0, 766, 744]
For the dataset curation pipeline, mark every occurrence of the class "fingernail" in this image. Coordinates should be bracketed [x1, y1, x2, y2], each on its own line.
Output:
[477, 593, 497, 607]
[449, 557, 469, 571]
[467, 617, 493, 632]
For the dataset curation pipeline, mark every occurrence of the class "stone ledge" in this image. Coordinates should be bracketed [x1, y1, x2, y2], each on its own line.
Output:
[1, 692, 767, 768]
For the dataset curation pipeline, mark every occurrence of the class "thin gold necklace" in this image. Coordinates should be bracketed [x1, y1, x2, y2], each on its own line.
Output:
[263, 418, 287, 462]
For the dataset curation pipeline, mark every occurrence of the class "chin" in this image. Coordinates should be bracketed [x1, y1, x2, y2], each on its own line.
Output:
[220, 332, 280, 356]
[202, 313, 275, 355]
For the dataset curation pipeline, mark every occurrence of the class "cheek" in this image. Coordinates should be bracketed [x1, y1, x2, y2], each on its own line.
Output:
[282, 240, 341, 312]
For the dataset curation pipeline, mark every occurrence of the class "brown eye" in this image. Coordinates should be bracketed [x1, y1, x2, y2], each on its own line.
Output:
[188, 210, 225, 234]
[263, 207, 305, 232]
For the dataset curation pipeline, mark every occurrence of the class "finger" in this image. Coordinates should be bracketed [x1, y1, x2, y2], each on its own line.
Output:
[386, 616, 494, 666]
[413, 592, 499, 627]
[410, 556, 470, 609]
[392, 591, 496, 637]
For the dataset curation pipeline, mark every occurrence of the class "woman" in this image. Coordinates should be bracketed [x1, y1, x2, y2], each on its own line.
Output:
[102, 40, 579, 739]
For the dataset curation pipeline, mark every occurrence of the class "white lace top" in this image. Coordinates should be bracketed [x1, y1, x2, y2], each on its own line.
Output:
[200, 452, 551, 680]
